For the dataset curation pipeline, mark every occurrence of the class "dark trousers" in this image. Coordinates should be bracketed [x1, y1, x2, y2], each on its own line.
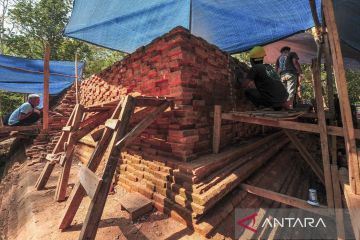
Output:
[245, 89, 283, 110]
[245, 89, 272, 107]
[12, 112, 41, 126]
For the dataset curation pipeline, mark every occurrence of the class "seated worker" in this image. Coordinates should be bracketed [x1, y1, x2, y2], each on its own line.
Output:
[241, 46, 289, 110]
[7, 94, 41, 126]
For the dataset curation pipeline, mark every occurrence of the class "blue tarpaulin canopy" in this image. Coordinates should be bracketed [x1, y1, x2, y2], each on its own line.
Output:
[0, 54, 85, 95]
[64, 0, 322, 54]
[64, 0, 360, 68]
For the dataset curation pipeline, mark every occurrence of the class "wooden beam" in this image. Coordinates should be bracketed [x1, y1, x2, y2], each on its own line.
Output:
[212, 105, 222, 154]
[284, 130, 325, 184]
[323, 0, 360, 194]
[0, 125, 41, 134]
[221, 113, 360, 139]
[115, 101, 170, 149]
[309, 0, 321, 28]
[312, 57, 335, 208]
[75, 52, 79, 104]
[78, 96, 136, 240]
[55, 104, 84, 202]
[78, 110, 111, 130]
[90, 127, 105, 142]
[43, 44, 50, 131]
[344, 184, 360, 240]
[79, 165, 102, 199]
[240, 184, 334, 217]
[331, 165, 345, 240]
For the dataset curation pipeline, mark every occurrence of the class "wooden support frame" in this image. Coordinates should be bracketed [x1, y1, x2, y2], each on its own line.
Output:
[212, 105, 222, 154]
[43, 44, 50, 131]
[59, 97, 171, 240]
[322, 0, 360, 194]
[54, 104, 85, 201]
[312, 57, 335, 208]
[221, 113, 360, 139]
[34, 103, 114, 200]
[331, 165, 345, 240]
[240, 184, 334, 217]
[0, 125, 41, 134]
[283, 130, 324, 185]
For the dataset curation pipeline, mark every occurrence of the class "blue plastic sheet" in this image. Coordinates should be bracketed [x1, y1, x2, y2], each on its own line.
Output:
[65, 0, 325, 54]
[0, 54, 85, 95]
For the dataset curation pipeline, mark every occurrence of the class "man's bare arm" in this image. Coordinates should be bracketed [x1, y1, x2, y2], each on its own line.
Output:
[18, 111, 33, 121]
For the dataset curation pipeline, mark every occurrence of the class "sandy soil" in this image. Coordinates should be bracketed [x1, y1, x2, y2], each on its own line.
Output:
[0, 156, 205, 240]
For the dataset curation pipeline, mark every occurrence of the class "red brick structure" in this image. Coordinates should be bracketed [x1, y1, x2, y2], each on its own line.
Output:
[80, 26, 260, 162]
[73, 27, 295, 237]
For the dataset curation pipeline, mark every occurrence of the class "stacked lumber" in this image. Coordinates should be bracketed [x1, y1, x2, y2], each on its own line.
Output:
[75, 131, 293, 234]
[203, 148, 309, 239]
[79, 26, 260, 161]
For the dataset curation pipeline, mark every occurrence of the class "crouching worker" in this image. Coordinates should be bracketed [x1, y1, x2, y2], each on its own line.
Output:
[240, 46, 289, 110]
[7, 94, 41, 126]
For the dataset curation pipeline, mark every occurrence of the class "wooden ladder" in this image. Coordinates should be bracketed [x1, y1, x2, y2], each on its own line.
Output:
[58, 95, 170, 240]
[34, 102, 114, 201]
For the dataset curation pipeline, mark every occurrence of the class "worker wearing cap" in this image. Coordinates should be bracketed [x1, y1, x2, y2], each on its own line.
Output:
[276, 46, 302, 109]
[7, 94, 41, 126]
[241, 46, 288, 110]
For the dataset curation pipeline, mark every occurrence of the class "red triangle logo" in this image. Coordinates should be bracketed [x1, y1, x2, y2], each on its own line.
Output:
[237, 213, 258, 233]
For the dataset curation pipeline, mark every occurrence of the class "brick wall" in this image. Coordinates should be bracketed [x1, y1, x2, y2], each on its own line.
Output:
[80, 27, 260, 162]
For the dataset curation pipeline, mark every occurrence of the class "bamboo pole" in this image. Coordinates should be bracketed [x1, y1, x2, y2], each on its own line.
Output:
[312, 56, 335, 208]
[75, 51, 79, 104]
[323, 0, 360, 194]
[43, 44, 50, 131]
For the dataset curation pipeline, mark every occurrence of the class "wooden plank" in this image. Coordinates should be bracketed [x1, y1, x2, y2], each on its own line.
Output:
[34, 161, 56, 190]
[78, 95, 136, 240]
[90, 127, 105, 142]
[0, 125, 41, 134]
[323, 0, 360, 194]
[191, 131, 284, 183]
[43, 44, 50, 130]
[74, 111, 111, 141]
[115, 101, 170, 149]
[221, 113, 360, 139]
[105, 119, 120, 130]
[344, 184, 360, 240]
[284, 130, 325, 184]
[312, 58, 335, 208]
[59, 99, 124, 230]
[79, 165, 102, 199]
[331, 165, 345, 240]
[55, 104, 84, 202]
[75, 52, 79, 104]
[212, 105, 221, 154]
[240, 184, 334, 217]
[62, 126, 72, 132]
[78, 110, 110, 129]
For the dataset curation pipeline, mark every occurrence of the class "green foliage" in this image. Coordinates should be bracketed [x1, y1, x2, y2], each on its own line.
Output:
[0, 91, 24, 115]
[8, 0, 70, 49]
[83, 47, 126, 77]
[346, 69, 360, 104]
[4, 0, 125, 75]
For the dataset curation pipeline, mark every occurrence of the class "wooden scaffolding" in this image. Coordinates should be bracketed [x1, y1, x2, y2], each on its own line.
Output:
[34, 95, 172, 239]
[212, 1, 360, 239]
